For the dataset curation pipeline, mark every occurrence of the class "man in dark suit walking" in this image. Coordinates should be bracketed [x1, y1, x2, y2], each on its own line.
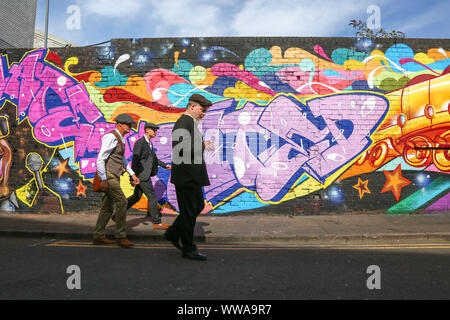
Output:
[165, 94, 213, 261]
[127, 122, 172, 229]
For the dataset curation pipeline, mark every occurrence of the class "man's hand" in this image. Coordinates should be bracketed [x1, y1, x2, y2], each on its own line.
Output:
[166, 165, 172, 170]
[100, 180, 109, 192]
[131, 174, 140, 186]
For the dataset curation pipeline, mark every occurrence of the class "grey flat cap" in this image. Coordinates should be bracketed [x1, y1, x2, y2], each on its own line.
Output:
[144, 122, 159, 130]
[115, 113, 136, 124]
[188, 93, 212, 108]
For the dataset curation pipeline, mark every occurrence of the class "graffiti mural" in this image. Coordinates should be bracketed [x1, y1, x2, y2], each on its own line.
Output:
[0, 37, 448, 214]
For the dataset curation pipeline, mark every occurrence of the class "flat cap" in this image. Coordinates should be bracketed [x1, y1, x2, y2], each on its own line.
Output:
[144, 122, 159, 130]
[188, 93, 212, 108]
[115, 113, 136, 124]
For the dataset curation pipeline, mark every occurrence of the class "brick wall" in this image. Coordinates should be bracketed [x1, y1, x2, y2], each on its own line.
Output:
[0, 36, 449, 215]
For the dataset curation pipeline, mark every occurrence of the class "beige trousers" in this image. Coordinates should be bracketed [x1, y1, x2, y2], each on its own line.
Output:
[93, 172, 128, 239]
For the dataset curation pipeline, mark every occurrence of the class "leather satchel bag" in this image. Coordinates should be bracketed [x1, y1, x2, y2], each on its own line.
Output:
[92, 172, 104, 192]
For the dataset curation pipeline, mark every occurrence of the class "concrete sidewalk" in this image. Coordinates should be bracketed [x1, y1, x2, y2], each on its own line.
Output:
[1, 212, 450, 243]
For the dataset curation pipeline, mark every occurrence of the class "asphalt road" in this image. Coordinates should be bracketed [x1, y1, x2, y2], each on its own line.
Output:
[1, 236, 450, 300]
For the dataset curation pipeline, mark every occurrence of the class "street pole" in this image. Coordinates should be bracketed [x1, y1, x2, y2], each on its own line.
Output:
[44, 0, 49, 48]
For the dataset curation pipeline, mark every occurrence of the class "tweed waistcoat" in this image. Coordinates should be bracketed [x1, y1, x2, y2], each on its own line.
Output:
[105, 132, 124, 178]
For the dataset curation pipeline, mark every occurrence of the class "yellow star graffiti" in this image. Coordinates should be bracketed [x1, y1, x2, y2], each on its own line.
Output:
[353, 177, 371, 199]
[52, 158, 71, 179]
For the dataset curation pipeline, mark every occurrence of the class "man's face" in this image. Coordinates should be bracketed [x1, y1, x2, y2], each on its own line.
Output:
[145, 127, 157, 139]
[119, 122, 132, 134]
[190, 103, 207, 120]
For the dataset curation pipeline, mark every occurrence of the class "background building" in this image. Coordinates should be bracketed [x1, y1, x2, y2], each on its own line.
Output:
[0, 0, 37, 49]
[34, 29, 77, 48]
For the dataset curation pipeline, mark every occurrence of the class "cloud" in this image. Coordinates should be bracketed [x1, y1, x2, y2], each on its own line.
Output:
[37, 0, 448, 45]
[146, 0, 226, 36]
[81, 0, 231, 37]
[231, 0, 377, 36]
[65, 0, 391, 40]
[83, 0, 146, 18]
[396, 2, 450, 37]
[142, 0, 378, 37]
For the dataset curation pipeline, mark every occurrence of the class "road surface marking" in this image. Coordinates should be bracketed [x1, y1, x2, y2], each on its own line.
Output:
[46, 240, 450, 250]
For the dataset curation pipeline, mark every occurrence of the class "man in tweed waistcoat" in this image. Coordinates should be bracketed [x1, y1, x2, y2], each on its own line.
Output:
[93, 114, 140, 248]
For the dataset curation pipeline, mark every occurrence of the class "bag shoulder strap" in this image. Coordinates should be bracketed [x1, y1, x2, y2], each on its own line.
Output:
[110, 130, 124, 149]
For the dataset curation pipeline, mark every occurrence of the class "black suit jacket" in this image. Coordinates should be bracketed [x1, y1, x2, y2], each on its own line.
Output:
[170, 114, 210, 187]
[131, 136, 168, 182]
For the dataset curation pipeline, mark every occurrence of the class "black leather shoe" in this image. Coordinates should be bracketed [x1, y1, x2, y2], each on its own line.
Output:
[182, 250, 207, 261]
[164, 231, 182, 250]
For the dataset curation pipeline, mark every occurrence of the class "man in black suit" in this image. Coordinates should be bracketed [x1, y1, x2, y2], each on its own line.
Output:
[165, 94, 213, 261]
[127, 122, 172, 229]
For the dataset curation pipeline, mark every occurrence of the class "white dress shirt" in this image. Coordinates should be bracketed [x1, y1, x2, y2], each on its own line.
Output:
[144, 135, 153, 149]
[97, 129, 135, 181]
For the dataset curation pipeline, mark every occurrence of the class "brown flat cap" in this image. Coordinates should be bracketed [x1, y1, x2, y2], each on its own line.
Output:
[188, 93, 212, 108]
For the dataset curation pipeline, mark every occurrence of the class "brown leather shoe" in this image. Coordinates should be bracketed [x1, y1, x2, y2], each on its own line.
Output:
[153, 222, 171, 230]
[116, 238, 134, 248]
[93, 237, 115, 245]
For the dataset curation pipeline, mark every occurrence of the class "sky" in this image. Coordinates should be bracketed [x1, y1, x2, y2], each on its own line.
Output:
[34, 0, 450, 46]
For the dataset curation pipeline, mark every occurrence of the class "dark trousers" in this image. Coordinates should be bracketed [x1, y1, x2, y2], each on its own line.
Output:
[127, 179, 161, 224]
[166, 185, 205, 253]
